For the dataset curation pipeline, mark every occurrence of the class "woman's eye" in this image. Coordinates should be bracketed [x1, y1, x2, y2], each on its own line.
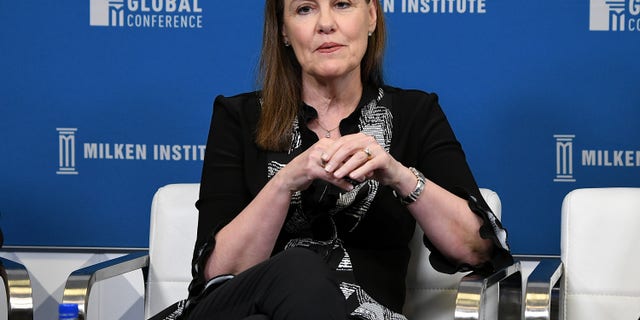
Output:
[296, 5, 313, 14]
[335, 1, 351, 9]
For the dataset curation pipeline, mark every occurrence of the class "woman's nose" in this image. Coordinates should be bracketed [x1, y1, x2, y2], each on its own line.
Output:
[317, 7, 336, 34]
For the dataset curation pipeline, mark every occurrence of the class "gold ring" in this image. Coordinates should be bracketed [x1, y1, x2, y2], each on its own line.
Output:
[363, 147, 372, 159]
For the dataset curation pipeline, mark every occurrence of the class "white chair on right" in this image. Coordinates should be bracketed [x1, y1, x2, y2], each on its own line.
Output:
[525, 187, 640, 320]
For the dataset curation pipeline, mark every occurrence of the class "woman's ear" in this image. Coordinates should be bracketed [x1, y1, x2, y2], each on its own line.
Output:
[282, 27, 290, 46]
[368, 0, 377, 34]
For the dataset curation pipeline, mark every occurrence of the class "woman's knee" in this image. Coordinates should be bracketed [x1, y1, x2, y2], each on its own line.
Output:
[272, 247, 342, 291]
[272, 247, 327, 272]
[262, 248, 347, 319]
[265, 248, 333, 285]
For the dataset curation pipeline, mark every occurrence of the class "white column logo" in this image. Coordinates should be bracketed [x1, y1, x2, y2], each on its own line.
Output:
[554, 134, 575, 182]
[590, 0, 627, 31]
[90, 0, 125, 27]
[57, 128, 79, 175]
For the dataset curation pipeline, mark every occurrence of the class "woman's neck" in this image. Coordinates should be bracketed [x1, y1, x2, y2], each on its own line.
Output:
[302, 73, 363, 139]
[302, 73, 363, 116]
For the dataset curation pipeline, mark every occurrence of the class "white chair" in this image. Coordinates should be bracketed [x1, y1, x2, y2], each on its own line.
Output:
[0, 256, 34, 320]
[63, 184, 520, 319]
[63, 183, 199, 319]
[524, 187, 640, 320]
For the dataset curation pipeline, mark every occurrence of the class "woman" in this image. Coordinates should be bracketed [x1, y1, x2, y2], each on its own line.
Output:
[182, 0, 512, 319]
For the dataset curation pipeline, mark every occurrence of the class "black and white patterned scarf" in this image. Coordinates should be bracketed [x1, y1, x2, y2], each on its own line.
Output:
[268, 88, 407, 320]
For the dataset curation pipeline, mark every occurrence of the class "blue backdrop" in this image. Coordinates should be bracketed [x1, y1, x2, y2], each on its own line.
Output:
[1, 0, 639, 254]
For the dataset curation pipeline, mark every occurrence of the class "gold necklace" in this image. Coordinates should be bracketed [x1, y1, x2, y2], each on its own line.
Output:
[316, 119, 340, 138]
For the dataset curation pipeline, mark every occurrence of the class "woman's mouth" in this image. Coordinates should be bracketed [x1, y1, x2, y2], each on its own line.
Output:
[316, 42, 343, 53]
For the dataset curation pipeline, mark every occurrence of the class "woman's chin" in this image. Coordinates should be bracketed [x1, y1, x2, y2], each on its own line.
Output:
[306, 67, 360, 83]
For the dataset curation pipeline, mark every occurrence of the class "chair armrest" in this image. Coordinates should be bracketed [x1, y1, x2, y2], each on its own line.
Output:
[0, 256, 34, 320]
[524, 258, 562, 320]
[455, 261, 522, 320]
[62, 251, 149, 320]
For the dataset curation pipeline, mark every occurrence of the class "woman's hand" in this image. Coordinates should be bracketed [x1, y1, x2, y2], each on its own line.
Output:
[319, 133, 410, 189]
[273, 138, 356, 192]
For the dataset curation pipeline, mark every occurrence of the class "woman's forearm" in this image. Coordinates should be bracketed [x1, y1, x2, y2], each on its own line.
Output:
[395, 166, 492, 266]
[204, 173, 293, 279]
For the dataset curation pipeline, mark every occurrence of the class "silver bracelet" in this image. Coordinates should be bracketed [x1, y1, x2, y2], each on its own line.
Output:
[393, 167, 426, 205]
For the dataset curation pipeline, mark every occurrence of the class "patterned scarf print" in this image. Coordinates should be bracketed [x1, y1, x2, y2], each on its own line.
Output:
[270, 88, 392, 235]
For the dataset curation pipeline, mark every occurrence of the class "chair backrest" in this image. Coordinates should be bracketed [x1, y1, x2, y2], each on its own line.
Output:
[146, 184, 501, 319]
[146, 183, 200, 317]
[403, 188, 502, 320]
[560, 187, 640, 320]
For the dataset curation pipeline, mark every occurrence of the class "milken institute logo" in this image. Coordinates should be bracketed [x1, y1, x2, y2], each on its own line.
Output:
[56, 127, 206, 175]
[554, 134, 640, 182]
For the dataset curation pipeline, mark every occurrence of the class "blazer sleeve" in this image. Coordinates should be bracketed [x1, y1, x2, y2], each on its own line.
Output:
[397, 89, 512, 274]
[188, 93, 257, 298]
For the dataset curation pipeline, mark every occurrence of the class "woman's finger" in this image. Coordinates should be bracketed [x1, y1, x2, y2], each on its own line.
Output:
[332, 146, 375, 179]
[322, 133, 375, 172]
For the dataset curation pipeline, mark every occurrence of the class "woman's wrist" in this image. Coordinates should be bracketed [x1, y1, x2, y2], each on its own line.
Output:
[270, 170, 297, 196]
[390, 165, 416, 195]
[392, 166, 426, 205]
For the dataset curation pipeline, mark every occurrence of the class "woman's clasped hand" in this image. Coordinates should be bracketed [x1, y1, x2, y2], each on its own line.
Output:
[277, 133, 405, 193]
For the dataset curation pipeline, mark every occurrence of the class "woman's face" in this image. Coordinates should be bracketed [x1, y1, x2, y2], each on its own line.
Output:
[281, 0, 377, 83]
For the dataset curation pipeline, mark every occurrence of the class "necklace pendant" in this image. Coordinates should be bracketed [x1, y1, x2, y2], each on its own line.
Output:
[325, 131, 331, 138]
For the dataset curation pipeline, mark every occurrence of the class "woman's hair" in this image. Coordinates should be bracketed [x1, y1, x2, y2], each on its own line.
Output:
[256, 0, 386, 151]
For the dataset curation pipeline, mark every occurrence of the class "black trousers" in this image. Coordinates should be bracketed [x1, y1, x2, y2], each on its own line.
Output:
[185, 247, 349, 320]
